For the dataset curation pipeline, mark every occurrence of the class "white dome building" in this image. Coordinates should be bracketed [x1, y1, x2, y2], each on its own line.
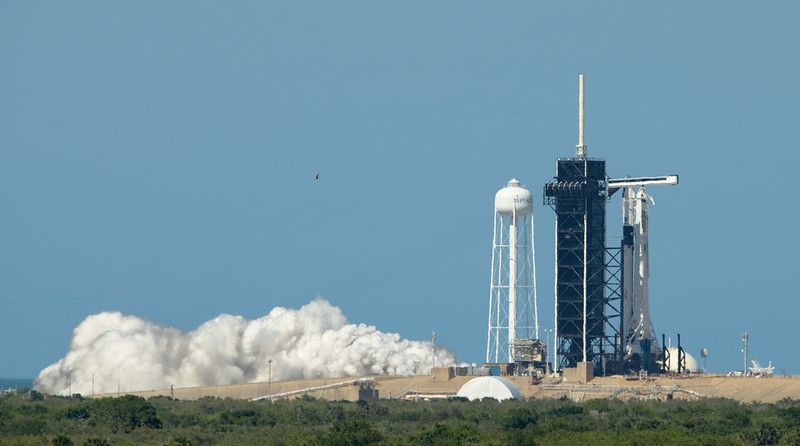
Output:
[664, 347, 701, 373]
[456, 377, 523, 401]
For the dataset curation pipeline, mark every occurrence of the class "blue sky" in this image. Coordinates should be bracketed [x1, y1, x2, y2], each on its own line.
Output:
[1, 1, 798, 378]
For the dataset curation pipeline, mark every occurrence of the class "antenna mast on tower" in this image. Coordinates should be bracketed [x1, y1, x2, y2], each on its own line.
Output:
[577, 74, 586, 159]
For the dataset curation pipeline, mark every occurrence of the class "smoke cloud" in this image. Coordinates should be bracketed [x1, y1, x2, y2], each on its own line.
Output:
[35, 298, 455, 395]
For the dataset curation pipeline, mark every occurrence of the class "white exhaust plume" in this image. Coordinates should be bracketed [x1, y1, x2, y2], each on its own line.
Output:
[35, 298, 455, 395]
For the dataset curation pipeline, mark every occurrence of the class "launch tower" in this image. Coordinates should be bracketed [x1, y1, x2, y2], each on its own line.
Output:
[544, 75, 611, 371]
[544, 75, 678, 375]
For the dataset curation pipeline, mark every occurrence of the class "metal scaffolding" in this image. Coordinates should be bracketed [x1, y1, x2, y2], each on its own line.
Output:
[544, 158, 608, 372]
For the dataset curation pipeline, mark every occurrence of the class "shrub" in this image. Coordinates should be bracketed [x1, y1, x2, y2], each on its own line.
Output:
[220, 408, 261, 426]
[412, 422, 481, 446]
[502, 407, 538, 429]
[91, 395, 162, 432]
[64, 406, 90, 420]
[51, 435, 73, 446]
[754, 423, 780, 445]
[322, 418, 382, 446]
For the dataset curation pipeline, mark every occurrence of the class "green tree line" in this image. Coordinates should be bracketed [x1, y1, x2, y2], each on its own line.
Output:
[2, 389, 800, 445]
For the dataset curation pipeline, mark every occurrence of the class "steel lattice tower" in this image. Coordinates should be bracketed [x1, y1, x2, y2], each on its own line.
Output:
[544, 159, 608, 371]
[542, 74, 621, 374]
[485, 179, 539, 365]
[542, 75, 677, 376]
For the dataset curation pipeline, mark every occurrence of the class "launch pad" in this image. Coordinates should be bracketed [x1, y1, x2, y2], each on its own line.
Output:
[544, 75, 680, 377]
[481, 75, 685, 379]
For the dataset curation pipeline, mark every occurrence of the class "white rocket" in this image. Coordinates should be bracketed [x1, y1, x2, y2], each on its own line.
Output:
[608, 176, 678, 359]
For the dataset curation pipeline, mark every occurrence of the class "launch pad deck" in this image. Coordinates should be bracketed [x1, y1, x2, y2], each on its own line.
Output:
[116, 374, 800, 404]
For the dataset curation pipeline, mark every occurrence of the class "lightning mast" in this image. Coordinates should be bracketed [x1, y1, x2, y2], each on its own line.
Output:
[545, 74, 608, 372]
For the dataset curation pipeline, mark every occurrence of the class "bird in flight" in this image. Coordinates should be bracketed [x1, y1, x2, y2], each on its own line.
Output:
[315, 173, 320, 180]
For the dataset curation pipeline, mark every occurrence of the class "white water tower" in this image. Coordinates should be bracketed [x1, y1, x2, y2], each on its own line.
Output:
[486, 179, 539, 363]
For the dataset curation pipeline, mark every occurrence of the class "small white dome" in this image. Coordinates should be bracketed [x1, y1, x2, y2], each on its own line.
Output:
[495, 179, 533, 215]
[456, 376, 523, 401]
[665, 347, 701, 373]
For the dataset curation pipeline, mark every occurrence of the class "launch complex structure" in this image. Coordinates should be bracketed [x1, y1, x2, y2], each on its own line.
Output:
[484, 75, 684, 378]
[543, 75, 680, 376]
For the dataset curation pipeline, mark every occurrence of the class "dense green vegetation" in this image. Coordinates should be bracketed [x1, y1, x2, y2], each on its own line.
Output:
[2, 389, 800, 445]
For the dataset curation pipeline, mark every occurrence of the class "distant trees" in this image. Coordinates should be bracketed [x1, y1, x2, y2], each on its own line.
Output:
[411, 422, 481, 446]
[91, 395, 162, 432]
[50, 395, 161, 433]
[753, 423, 780, 445]
[5, 390, 800, 444]
[322, 419, 382, 446]
[501, 407, 538, 430]
[51, 435, 72, 446]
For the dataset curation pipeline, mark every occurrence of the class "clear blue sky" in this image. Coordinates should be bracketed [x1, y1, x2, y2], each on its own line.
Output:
[1, 1, 798, 378]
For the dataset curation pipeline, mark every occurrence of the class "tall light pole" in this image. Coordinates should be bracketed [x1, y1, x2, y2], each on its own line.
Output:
[267, 359, 273, 401]
[431, 331, 437, 377]
[741, 332, 749, 376]
[414, 360, 420, 402]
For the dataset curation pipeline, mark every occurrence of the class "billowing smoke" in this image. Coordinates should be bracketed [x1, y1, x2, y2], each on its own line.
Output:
[35, 298, 455, 395]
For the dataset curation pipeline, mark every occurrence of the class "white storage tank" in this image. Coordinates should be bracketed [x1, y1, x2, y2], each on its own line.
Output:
[486, 178, 539, 365]
[494, 179, 533, 215]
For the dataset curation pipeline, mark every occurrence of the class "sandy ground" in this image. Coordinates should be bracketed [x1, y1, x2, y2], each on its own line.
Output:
[105, 374, 800, 403]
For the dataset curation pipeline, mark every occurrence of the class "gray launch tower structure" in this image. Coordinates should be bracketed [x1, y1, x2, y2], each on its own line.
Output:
[544, 75, 678, 376]
[544, 158, 615, 372]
